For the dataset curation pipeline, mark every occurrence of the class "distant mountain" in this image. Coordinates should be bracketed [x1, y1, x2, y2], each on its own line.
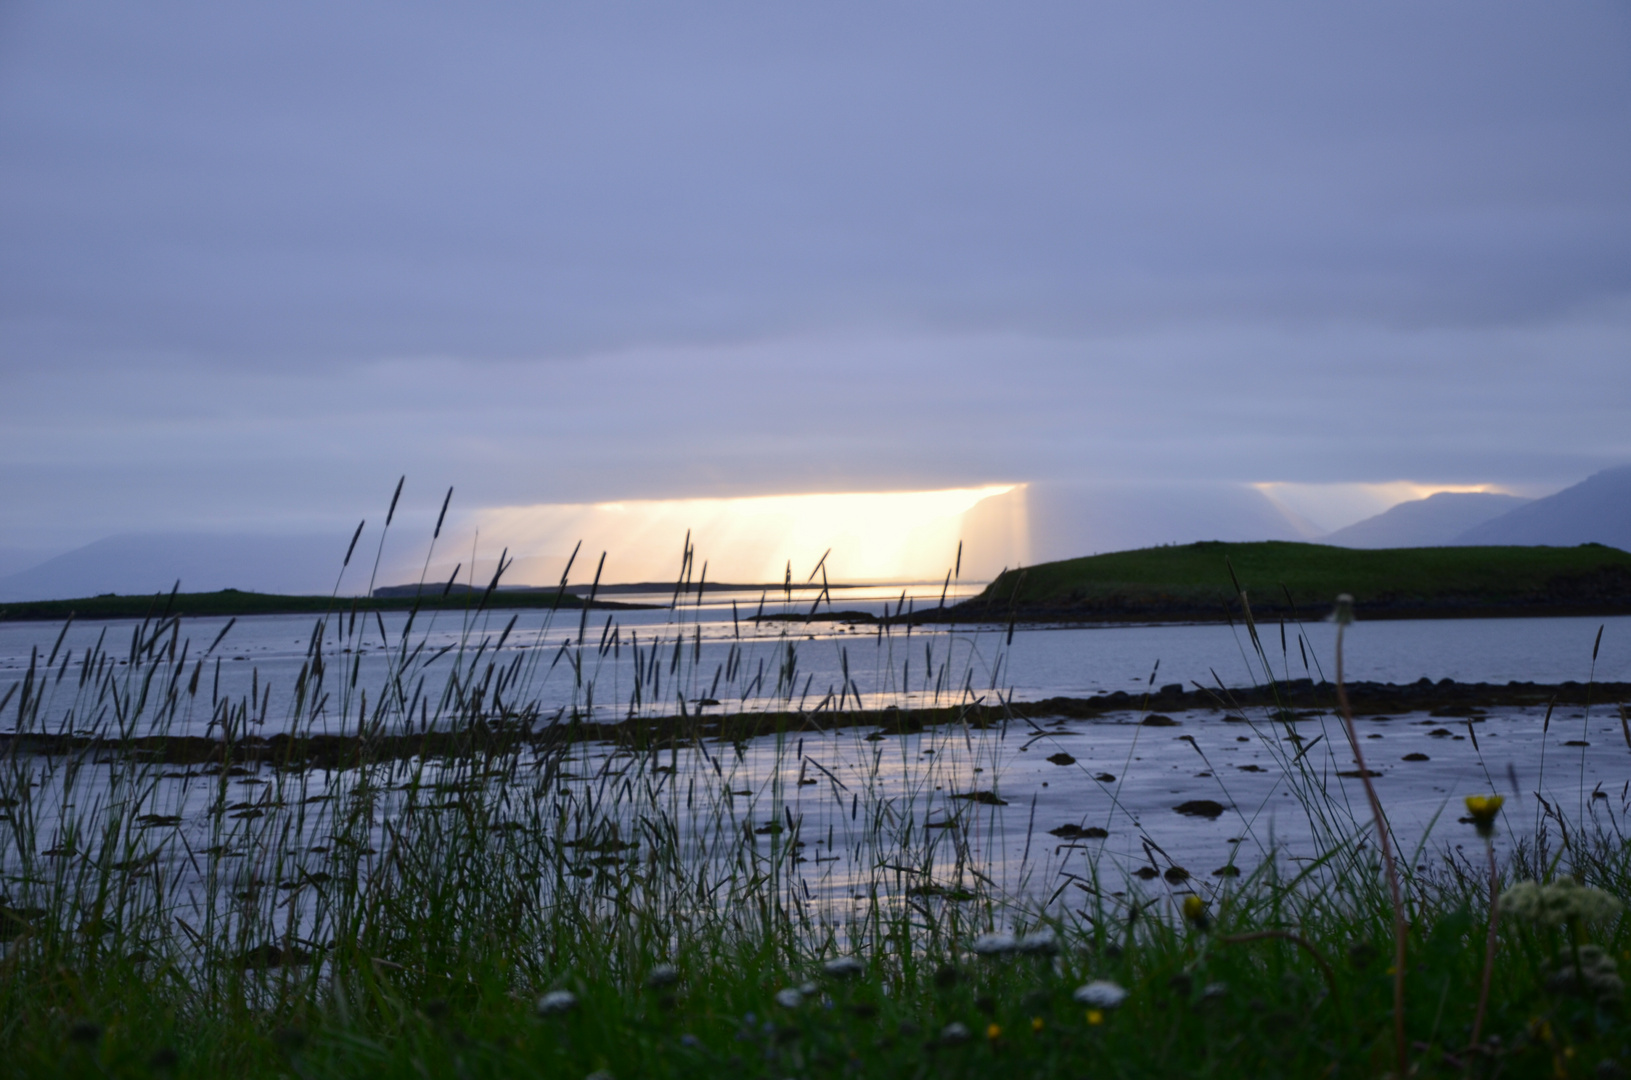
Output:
[0, 547, 60, 578]
[1454, 466, 1631, 550]
[1322, 491, 1530, 548]
[0, 533, 360, 602]
[1020, 481, 1318, 563]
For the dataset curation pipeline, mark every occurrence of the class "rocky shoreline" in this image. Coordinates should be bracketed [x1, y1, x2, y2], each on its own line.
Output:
[4, 676, 1623, 768]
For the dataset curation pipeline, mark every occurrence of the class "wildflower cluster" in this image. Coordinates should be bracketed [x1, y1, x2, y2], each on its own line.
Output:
[1499, 879, 1624, 928]
[1543, 946, 1624, 1005]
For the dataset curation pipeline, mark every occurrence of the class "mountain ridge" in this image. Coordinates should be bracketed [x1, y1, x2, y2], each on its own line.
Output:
[1322, 491, 1530, 548]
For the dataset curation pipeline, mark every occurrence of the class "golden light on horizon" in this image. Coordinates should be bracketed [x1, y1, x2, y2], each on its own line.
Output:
[439, 484, 1028, 586]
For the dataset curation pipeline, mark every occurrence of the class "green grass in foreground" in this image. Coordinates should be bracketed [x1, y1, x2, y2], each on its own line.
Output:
[969, 540, 1631, 617]
[2, 603, 1628, 1080]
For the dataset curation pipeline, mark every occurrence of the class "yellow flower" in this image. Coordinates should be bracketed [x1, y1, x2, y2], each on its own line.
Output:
[1086, 1009, 1104, 1026]
[1031, 1016, 1044, 1034]
[1182, 895, 1210, 930]
[986, 1023, 1002, 1041]
[1464, 794, 1504, 839]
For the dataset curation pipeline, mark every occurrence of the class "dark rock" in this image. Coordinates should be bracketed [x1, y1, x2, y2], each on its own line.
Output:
[1049, 823, 1109, 839]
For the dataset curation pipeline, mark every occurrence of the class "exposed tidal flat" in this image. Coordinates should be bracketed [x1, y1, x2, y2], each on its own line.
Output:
[2, 580, 1629, 1076]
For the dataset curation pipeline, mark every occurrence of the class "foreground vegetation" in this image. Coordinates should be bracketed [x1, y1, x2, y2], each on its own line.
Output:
[2, 503, 1628, 1078]
[956, 540, 1631, 623]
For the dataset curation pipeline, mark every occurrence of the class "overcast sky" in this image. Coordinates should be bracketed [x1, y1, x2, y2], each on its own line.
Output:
[2, 2, 1629, 556]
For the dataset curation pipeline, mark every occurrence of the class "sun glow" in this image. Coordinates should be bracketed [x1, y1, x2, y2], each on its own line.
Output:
[432, 484, 1026, 586]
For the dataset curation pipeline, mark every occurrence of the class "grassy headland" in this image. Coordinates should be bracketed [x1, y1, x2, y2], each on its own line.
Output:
[944, 540, 1631, 624]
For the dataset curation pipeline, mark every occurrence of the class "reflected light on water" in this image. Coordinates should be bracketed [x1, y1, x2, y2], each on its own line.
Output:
[440, 484, 1027, 586]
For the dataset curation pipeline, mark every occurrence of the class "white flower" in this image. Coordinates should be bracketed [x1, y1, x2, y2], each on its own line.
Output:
[773, 987, 803, 1008]
[535, 990, 577, 1016]
[1072, 980, 1128, 1009]
[823, 956, 865, 977]
[971, 932, 1019, 956]
[939, 1021, 971, 1044]
[646, 964, 680, 989]
[1500, 879, 1624, 927]
[1016, 928, 1058, 956]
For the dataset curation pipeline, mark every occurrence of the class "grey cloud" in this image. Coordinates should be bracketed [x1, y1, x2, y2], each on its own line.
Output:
[3, 2, 1629, 366]
[1, 2, 1629, 550]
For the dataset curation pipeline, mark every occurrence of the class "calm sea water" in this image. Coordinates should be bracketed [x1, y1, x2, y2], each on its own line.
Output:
[2, 585, 1626, 738]
[4, 589, 1627, 908]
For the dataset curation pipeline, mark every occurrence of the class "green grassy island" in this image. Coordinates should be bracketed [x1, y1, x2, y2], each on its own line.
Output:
[950, 541, 1631, 623]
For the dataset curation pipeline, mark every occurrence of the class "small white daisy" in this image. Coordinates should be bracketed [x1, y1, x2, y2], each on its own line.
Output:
[971, 932, 1019, 956]
[1072, 980, 1128, 1009]
[535, 990, 578, 1016]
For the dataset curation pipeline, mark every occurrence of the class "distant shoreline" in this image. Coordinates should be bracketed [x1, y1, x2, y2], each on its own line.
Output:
[371, 579, 895, 599]
[757, 598, 1631, 627]
[0, 588, 661, 624]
